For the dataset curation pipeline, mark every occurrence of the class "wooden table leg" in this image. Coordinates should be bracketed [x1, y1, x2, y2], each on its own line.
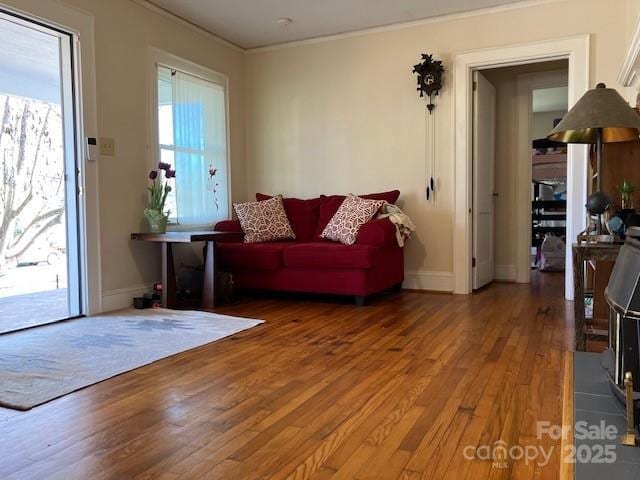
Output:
[201, 240, 216, 310]
[572, 246, 586, 351]
[162, 242, 177, 308]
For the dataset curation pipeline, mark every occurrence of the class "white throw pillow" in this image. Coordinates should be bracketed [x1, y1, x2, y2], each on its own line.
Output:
[320, 194, 384, 245]
[233, 195, 295, 243]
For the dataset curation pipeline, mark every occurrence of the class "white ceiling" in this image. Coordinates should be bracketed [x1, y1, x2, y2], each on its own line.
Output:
[147, 0, 525, 49]
[532, 87, 568, 113]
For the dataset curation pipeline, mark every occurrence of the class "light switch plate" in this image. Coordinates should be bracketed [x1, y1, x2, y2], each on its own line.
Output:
[100, 137, 115, 156]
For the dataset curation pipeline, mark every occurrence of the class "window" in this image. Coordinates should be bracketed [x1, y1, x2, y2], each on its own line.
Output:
[155, 60, 229, 226]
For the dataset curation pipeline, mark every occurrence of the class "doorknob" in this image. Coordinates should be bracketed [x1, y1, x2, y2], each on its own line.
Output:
[492, 193, 499, 197]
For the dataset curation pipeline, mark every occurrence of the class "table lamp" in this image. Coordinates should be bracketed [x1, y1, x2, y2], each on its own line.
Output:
[548, 83, 640, 240]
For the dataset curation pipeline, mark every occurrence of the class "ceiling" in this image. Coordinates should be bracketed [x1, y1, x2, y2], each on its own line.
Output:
[533, 87, 568, 113]
[147, 0, 525, 49]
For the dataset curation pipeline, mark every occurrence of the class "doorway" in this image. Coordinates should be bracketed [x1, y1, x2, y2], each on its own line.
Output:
[0, 10, 82, 333]
[529, 83, 569, 273]
[472, 61, 569, 290]
[453, 36, 589, 298]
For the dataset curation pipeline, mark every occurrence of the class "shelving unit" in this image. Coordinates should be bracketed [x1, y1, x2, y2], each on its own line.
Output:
[531, 199, 566, 248]
[531, 148, 567, 260]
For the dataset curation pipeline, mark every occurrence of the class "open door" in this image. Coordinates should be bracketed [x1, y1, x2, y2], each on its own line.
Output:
[0, 10, 82, 333]
[472, 71, 496, 289]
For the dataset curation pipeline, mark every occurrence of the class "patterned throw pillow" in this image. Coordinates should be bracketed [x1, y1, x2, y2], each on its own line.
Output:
[233, 195, 295, 243]
[320, 194, 384, 245]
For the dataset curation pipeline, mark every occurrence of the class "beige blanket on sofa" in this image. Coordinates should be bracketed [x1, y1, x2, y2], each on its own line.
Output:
[377, 203, 416, 247]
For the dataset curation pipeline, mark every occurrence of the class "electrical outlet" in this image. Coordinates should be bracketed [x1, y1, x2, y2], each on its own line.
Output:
[99, 137, 115, 156]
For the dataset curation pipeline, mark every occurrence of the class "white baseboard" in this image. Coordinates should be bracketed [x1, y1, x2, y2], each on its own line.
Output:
[494, 264, 516, 281]
[403, 271, 453, 292]
[101, 284, 153, 313]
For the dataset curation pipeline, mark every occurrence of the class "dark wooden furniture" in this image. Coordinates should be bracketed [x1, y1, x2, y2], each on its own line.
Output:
[130, 231, 241, 309]
[572, 242, 621, 351]
[594, 134, 640, 209]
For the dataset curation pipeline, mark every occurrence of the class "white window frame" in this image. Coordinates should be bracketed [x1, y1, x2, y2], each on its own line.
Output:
[147, 47, 231, 230]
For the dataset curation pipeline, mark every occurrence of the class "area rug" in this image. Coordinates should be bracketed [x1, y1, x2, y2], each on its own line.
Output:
[0, 308, 263, 411]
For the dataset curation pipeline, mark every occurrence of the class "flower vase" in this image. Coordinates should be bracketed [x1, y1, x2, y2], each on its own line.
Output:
[144, 209, 168, 234]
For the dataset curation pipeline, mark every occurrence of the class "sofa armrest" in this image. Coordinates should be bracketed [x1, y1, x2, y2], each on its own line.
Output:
[214, 220, 244, 243]
[214, 219, 242, 233]
[356, 218, 398, 247]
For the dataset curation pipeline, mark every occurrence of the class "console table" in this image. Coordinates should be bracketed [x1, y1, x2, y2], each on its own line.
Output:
[131, 231, 241, 309]
[572, 242, 621, 351]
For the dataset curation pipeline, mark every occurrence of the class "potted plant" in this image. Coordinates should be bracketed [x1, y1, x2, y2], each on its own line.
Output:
[145, 162, 175, 233]
[618, 179, 635, 210]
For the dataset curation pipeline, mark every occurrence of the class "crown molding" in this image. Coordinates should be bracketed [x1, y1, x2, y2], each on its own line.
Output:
[132, 0, 566, 55]
[130, 0, 244, 53]
[618, 17, 640, 88]
[246, 0, 567, 54]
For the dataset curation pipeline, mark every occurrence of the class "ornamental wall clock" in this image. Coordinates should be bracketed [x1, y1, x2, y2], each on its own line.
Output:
[412, 54, 445, 201]
[413, 54, 444, 112]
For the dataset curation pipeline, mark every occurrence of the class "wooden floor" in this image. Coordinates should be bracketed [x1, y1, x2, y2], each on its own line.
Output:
[0, 272, 572, 479]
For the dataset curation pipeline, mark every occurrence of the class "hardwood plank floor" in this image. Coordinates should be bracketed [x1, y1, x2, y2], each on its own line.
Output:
[0, 272, 572, 479]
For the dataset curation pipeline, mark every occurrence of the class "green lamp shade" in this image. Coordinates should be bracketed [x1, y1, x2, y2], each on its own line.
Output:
[548, 84, 640, 143]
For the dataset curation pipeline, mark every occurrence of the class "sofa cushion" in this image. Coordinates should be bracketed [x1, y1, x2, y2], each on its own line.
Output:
[234, 195, 295, 243]
[314, 190, 400, 239]
[218, 242, 292, 270]
[283, 242, 379, 269]
[256, 193, 320, 242]
[321, 195, 384, 245]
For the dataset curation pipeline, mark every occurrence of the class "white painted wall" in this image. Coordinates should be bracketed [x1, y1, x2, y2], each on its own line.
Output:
[4, 0, 633, 302]
[245, 0, 627, 291]
[532, 111, 566, 139]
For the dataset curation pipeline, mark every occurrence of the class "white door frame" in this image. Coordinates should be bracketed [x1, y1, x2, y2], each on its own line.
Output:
[515, 69, 568, 285]
[1, 0, 102, 314]
[453, 35, 590, 299]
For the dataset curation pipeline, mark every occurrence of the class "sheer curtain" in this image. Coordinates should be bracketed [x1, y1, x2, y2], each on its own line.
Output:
[172, 70, 228, 226]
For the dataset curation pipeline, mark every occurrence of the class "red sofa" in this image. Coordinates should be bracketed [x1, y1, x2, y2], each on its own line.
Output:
[214, 191, 404, 305]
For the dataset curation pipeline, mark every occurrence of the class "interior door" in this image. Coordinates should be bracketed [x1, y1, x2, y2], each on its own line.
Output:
[472, 71, 497, 289]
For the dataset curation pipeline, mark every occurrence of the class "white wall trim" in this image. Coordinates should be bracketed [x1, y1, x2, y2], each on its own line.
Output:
[494, 264, 517, 281]
[618, 16, 640, 89]
[515, 69, 568, 284]
[131, 0, 244, 52]
[403, 271, 453, 292]
[102, 284, 153, 312]
[453, 35, 589, 299]
[245, 0, 566, 53]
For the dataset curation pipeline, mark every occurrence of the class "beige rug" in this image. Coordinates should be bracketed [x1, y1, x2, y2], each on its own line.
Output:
[0, 308, 263, 410]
